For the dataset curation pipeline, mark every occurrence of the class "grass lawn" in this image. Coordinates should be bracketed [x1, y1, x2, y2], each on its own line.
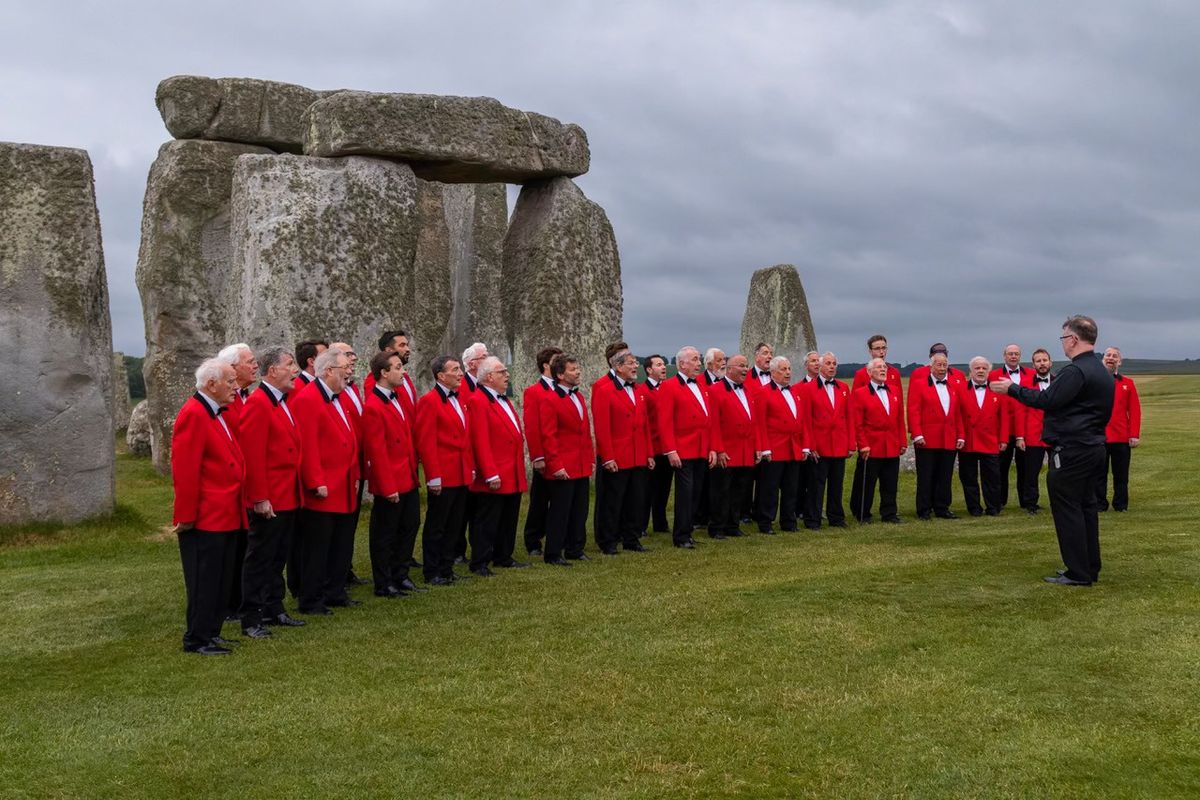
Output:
[2, 376, 1198, 799]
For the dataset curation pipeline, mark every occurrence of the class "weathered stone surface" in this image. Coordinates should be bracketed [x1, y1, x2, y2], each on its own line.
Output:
[156, 75, 333, 153]
[226, 154, 449, 389]
[0, 142, 115, 524]
[126, 400, 152, 457]
[739, 265, 818, 369]
[136, 139, 272, 474]
[439, 183, 509, 362]
[303, 91, 590, 183]
[503, 177, 622, 396]
[111, 352, 131, 431]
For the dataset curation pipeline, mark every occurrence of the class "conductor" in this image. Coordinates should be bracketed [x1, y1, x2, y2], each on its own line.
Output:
[990, 315, 1114, 586]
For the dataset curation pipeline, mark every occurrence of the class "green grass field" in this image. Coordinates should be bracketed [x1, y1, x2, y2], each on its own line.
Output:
[2, 376, 1198, 799]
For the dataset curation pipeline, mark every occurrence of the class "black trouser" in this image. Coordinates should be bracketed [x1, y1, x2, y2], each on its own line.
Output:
[915, 446, 957, 517]
[852, 456, 899, 522]
[239, 509, 295, 628]
[797, 459, 814, 525]
[1047, 444, 1106, 582]
[710, 465, 753, 535]
[369, 490, 420, 589]
[756, 459, 800, 532]
[1096, 442, 1132, 511]
[470, 491, 522, 570]
[744, 462, 761, 520]
[455, 492, 475, 561]
[545, 477, 589, 560]
[804, 456, 846, 528]
[998, 435, 1026, 508]
[672, 458, 708, 545]
[1019, 446, 1047, 510]
[423, 486, 467, 581]
[693, 465, 710, 526]
[523, 470, 550, 552]
[298, 509, 356, 610]
[596, 467, 648, 551]
[223, 529, 247, 618]
[646, 454, 674, 533]
[959, 452, 1001, 515]
[286, 519, 304, 599]
[178, 528, 235, 650]
[346, 478, 365, 582]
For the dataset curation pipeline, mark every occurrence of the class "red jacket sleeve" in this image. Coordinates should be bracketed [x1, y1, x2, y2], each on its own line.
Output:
[658, 383, 678, 455]
[171, 402, 202, 525]
[592, 383, 616, 464]
[472, 404, 499, 482]
[540, 396, 563, 475]
[415, 393, 442, 484]
[1128, 382, 1142, 439]
[240, 397, 270, 504]
[364, 403, 398, 497]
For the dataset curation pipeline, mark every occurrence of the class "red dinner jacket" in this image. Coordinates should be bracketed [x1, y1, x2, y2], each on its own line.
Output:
[366, 371, 418, 419]
[291, 379, 361, 513]
[989, 365, 1033, 437]
[710, 379, 760, 467]
[908, 365, 966, 393]
[756, 381, 809, 461]
[907, 375, 965, 450]
[363, 386, 418, 497]
[640, 379, 666, 455]
[1106, 374, 1142, 443]
[415, 385, 474, 488]
[592, 372, 654, 469]
[1015, 372, 1053, 447]
[804, 378, 854, 457]
[540, 385, 594, 478]
[224, 388, 250, 435]
[171, 394, 248, 530]
[240, 384, 302, 511]
[657, 374, 714, 460]
[523, 378, 556, 462]
[852, 365, 904, 404]
[959, 383, 1009, 454]
[470, 388, 528, 494]
[850, 383, 907, 458]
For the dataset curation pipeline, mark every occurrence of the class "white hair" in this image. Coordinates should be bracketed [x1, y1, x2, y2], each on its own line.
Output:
[820, 351, 837, 364]
[806, 350, 820, 359]
[461, 342, 487, 364]
[675, 346, 698, 364]
[867, 357, 887, 370]
[609, 349, 634, 369]
[769, 355, 790, 371]
[704, 347, 725, 365]
[476, 356, 505, 383]
[194, 357, 228, 389]
[217, 343, 252, 365]
[969, 356, 991, 370]
[314, 347, 346, 375]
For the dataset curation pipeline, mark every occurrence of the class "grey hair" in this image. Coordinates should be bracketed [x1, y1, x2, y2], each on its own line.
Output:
[820, 351, 837, 364]
[476, 356, 506, 383]
[461, 342, 488, 364]
[969, 356, 991, 370]
[609, 348, 635, 369]
[217, 343, 252, 365]
[769, 355, 790, 371]
[806, 350, 820, 360]
[194, 357, 229, 389]
[259, 346, 293, 372]
[703, 347, 725, 365]
[675, 346, 699, 364]
[314, 347, 346, 375]
[867, 357, 887, 370]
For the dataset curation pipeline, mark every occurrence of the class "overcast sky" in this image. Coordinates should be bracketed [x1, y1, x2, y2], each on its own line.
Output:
[4, 1, 1197, 364]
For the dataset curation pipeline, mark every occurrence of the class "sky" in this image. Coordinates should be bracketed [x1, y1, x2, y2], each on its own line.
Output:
[3, 0, 1198, 365]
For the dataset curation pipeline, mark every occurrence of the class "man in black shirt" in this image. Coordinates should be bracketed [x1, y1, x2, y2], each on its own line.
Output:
[990, 315, 1114, 586]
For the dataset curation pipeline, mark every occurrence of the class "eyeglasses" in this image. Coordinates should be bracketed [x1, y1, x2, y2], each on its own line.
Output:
[1058, 334, 1076, 341]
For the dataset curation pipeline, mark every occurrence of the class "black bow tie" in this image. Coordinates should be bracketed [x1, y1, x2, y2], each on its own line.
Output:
[239, 388, 249, 399]
[568, 387, 579, 395]
[215, 406, 227, 415]
[974, 383, 988, 390]
[777, 384, 789, 391]
[446, 390, 458, 399]
[822, 379, 835, 388]
[1008, 369, 1020, 375]
[873, 384, 887, 393]
[1035, 377, 1049, 384]
[329, 391, 340, 401]
[684, 377, 696, 384]
[935, 379, 947, 386]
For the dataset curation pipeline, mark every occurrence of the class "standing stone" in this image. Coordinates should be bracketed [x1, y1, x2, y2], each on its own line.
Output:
[303, 91, 590, 183]
[226, 154, 445, 387]
[156, 76, 332, 153]
[111, 352, 132, 432]
[126, 400, 152, 457]
[440, 183, 509, 362]
[0, 142, 115, 524]
[136, 140, 272, 474]
[739, 265, 818, 368]
[503, 177, 622, 397]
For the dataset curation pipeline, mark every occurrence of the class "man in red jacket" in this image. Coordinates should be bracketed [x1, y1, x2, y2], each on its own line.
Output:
[708, 354, 763, 537]
[363, 351, 423, 597]
[989, 344, 1033, 509]
[908, 343, 967, 390]
[754, 356, 809, 534]
[908, 352, 966, 520]
[468, 357, 531, 575]
[1097, 347, 1141, 512]
[850, 335, 904, 521]
[959, 357, 1009, 517]
[290, 348, 361, 614]
[803, 353, 853, 530]
[540, 354, 595, 564]
[363, 330, 417, 413]
[172, 358, 247, 655]
[331, 342, 369, 589]
[522, 346, 562, 556]
[850, 358, 907, 524]
[641, 353, 673, 535]
[238, 347, 306, 637]
[1015, 348, 1054, 514]
[215, 341, 259, 621]
[416, 355, 474, 584]
[659, 346, 716, 548]
[593, 348, 655, 554]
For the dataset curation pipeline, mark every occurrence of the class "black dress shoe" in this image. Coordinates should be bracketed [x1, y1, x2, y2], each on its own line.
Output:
[545, 557, 572, 566]
[495, 560, 531, 568]
[760, 528, 776, 535]
[374, 586, 406, 598]
[528, 548, 544, 557]
[882, 516, 904, 524]
[427, 576, 454, 586]
[726, 529, 746, 537]
[969, 510, 984, 517]
[398, 578, 429, 592]
[804, 524, 821, 531]
[710, 532, 728, 540]
[327, 598, 362, 607]
[270, 613, 307, 626]
[186, 644, 232, 655]
[1044, 574, 1092, 586]
[917, 512, 932, 521]
[675, 541, 696, 549]
[299, 605, 334, 616]
[1056, 568, 1099, 583]
[985, 509, 1001, 517]
[210, 635, 240, 647]
[935, 511, 958, 519]
[653, 527, 670, 534]
[567, 553, 591, 561]
[242, 625, 272, 639]
[346, 572, 370, 586]
[624, 542, 647, 552]
[829, 521, 848, 528]
[471, 567, 495, 577]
